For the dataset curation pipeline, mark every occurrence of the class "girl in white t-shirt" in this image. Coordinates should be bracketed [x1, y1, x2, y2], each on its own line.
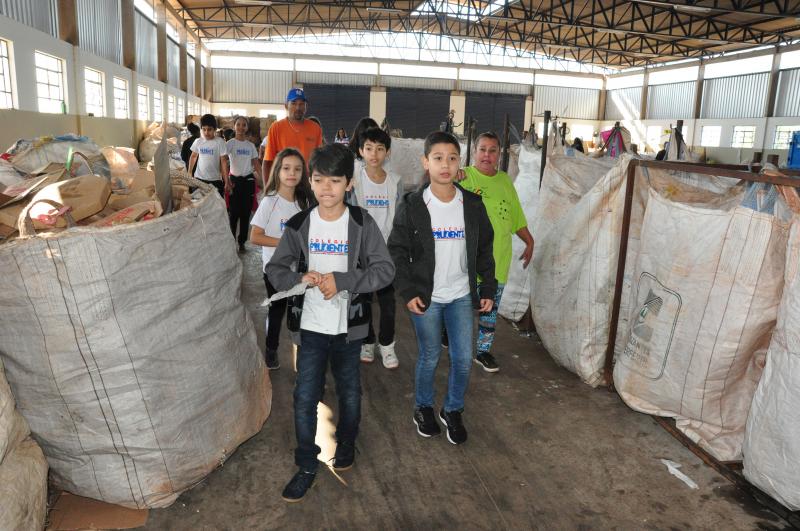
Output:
[250, 148, 313, 369]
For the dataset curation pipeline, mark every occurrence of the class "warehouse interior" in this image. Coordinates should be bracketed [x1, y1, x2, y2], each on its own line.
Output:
[1, 0, 800, 529]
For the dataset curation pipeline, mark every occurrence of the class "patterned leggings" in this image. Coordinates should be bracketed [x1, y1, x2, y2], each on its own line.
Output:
[477, 283, 505, 355]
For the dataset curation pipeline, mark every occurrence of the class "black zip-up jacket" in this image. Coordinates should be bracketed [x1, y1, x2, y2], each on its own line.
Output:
[388, 183, 496, 309]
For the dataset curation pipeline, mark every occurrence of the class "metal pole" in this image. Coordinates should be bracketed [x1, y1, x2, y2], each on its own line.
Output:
[560, 122, 567, 146]
[501, 113, 511, 172]
[540, 110, 551, 186]
[465, 116, 473, 167]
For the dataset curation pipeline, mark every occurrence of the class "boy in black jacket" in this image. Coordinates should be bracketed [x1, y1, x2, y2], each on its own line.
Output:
[266, 143, 395, 502]
[388, 131, 496, 445]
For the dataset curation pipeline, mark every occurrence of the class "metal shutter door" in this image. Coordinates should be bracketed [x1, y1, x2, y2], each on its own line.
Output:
[465, 92, 526, 138]
[386, 88, 451, 139]
[302, 84, 371, 144]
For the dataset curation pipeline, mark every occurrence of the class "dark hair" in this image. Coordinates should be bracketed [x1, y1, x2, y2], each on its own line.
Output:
[233, 115, 249, 130]
[309, 143, 355, 182]
[307, 116, 321, 127]
[222, 128, 235, 141]
[187, 122, 200, 136]
[359, 127, 391, 152]
[348, 117, 379, 155]
[265, 148, 313, 209]
[423, 131, 460, 156]
[200, 113, 217, 129]
[474, 131, 501, 148]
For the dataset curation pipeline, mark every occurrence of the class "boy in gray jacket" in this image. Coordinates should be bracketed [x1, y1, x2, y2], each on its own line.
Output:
[266, 143, 395, 503]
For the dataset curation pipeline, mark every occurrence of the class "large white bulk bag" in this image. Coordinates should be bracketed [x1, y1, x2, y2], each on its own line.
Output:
[743, 220, 800, 509]
[0, 438, 48, 530]
[530, 151, 640, 386]
[614, 186, 788, 461]
[0, 357, 28, 464]
[498, 143, 541, 321]
[0, 180, 271, 509]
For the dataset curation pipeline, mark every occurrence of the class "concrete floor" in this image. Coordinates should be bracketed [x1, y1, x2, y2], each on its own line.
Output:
[142, 245, 787, 530]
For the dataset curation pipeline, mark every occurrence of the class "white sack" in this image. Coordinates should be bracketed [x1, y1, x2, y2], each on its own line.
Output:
[0, 358, 28, 465]
[530, 150, 638, 386]
[498, 143, 541, 321]
[743, 221, 800, 509]
[7, 135, 109, 178]
[0, 438, 48, 531]
[0, 183, 271, 509]
[384, 138, 467, 192]
[614, 188, 787, 461]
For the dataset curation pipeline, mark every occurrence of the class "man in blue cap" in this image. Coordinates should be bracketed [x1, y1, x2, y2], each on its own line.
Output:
[261, 87, 323, 189]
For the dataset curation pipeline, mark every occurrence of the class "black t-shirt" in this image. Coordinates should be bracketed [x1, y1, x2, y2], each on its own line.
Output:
[181, 135, 198, 174]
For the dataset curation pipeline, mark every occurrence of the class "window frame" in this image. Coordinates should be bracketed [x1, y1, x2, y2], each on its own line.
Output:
[153, 89, 163, 122]
[84, 66, 105, 117]
[137, 84, 149, 121]
[731, 125, 757, 149]
[0, 38, 16, 109]
[167, 94, 176, 123]
[773, 125, 800, 150]
[113, 77, 129, 119]
[34, 51, 66, 114]
[700, 125, 722, 148]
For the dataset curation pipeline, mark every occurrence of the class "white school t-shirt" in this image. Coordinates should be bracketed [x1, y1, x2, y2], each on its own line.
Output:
[251, 193, 301, 272]
[301, 208, 350, 335]
[424, 187, 470, 304]
[360, 169, 392, 242]
[190, 136, 227, 181]
[226, 138, 258, 177]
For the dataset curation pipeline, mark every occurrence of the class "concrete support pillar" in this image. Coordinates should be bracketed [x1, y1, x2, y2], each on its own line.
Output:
[179, 25, 188, 92]
[194, 43, 202, 97]
[449, 90, 466, 135]
[640, 69, 649, 121]
[597, 77, 607, 121]
[155, 0, 168, 84]
[524, 95, 534, 133]
[58, 0, 79, 45]
[121, 0, 136, 71]
[765, 51, 782, 118]
[369, 86, 387, 127]
[693, 62, 705, 120]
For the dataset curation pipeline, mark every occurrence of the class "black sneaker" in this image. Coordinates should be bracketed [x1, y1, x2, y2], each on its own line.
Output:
[238, 243, 246, 253]
[441, 328, 449, 349]
[281, 469, 316, 502]
[333, 441, 356, 471]
[413, 406, 441, 438]
[439, 408, 467, 445]
[475, 352, 499, 373]
[266, 349, 280, 370]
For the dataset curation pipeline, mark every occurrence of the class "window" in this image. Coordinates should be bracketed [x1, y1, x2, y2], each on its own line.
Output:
[177, 97, 184, 122]
[219, 107, 246, 117]
[153, 89, 163, 121]
[0, 39, 14, 109]
[84, 67, 104, 117]
[134, 0, 155, 22]
[700, 125, 722, 147]
[167, 22, 179, 42]
[137, 85, 149, 120]
[35, 51, 66, 114]
[113, 77, 129, 119]
[731, 126, 756, 148]
[167, 94, 175, 123]
[773, 125, 800, 149]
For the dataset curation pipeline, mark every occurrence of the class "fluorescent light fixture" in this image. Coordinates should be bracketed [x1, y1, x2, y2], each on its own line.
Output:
[241, 22, 274, 28]
[595, 28, 628, 36]
[233, 0, 277, 5]
[632, 0, 713, 13]
[366, 7, 405, 14]
[482, 15, 520, 22]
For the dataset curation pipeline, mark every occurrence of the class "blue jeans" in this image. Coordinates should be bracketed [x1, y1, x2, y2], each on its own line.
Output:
[294, 330, 362, 471]
[410, 293, 474, 412]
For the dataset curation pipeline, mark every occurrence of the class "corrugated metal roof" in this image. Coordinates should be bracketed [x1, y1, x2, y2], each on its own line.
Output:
[167, 40, 180, 88]
[534, 85, 599, 120]
[605, 86, 642, 120]
[646, 81, 695, 120]
[381, 75, 455, 91]
[701, 72, 768, 119]
[775, 68, 800, 118]
[212, 68, 291, 103]
[460, 79, 530, 96]
[0, 0, 57, 36]
[135, 12, 157, 79]
[296, 71, 376, 87]
[77, 0, 121, 64]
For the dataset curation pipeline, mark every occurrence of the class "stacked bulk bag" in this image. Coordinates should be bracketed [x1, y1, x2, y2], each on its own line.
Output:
[0, 358, 47, 530]
[530, 143, 639, 386]
[498, 143, 541, 321]
[743, 219, 800, 509]
[0, 178, 271, 509]
[614, 181, 790, 461]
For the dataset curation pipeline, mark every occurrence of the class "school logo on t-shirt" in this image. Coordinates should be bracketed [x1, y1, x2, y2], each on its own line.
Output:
[235, 148, 250, 156]
[199, 147, 215, 155]
[309, 238, 350, 255]
[365, 194, 390, 208]
[431, 226, 465, 240]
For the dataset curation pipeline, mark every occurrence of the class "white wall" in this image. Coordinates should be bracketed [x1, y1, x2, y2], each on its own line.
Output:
[0, 14, 209, 126]
[209, 102, 286, 119]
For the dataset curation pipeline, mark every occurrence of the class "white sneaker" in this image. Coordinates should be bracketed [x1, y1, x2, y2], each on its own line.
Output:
[360, 343, 375, 363]
[379, 342, 399, 369]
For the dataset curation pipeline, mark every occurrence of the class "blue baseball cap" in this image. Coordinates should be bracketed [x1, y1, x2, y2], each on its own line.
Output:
[286, 88, 306, 102]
